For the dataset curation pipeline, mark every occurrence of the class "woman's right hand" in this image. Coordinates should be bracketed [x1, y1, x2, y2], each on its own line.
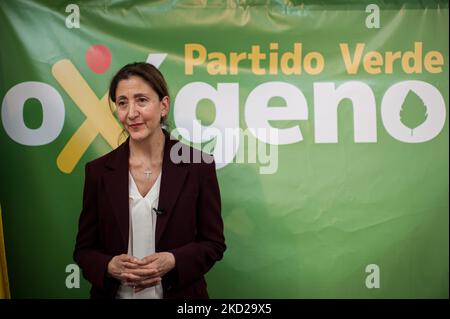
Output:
[107, 254, 142, 284]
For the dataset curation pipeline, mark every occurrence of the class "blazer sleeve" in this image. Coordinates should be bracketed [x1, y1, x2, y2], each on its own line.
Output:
[73, 162, 114, 290]
[167, 159, 226, 289]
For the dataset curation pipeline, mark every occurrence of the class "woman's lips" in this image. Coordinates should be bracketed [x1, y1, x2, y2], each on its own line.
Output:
[129, 123, 143, 128]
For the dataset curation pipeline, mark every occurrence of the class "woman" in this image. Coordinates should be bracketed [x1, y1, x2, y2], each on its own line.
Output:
[73, 62, 226, 299]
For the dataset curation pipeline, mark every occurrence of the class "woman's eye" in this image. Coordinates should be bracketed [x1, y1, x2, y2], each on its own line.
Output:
[137, 98, 147, 105]
[117, 101, 127, 108]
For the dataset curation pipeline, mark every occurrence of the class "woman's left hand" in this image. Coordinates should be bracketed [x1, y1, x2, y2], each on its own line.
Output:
[128, 252, 176, 292]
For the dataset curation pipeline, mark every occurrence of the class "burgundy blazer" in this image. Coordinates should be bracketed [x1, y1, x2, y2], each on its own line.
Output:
[73, 132, 226, 299]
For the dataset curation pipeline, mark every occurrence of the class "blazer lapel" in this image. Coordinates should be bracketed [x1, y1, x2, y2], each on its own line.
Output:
[156, 134, 188, 246]
[103, 139, 130, 251]
[100, 132, 187, 251]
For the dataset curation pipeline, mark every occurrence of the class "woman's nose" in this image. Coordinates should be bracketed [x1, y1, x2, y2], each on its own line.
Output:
[128, 102, 139, 118]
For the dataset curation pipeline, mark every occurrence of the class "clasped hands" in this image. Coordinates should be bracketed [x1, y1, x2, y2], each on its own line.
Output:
[107, 252, 175, 292]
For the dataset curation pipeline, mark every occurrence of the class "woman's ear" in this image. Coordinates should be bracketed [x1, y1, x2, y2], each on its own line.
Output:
[161, 96, 170, 116]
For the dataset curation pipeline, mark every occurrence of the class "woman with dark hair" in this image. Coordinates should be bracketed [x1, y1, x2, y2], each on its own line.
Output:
[74, 62, 226, 299]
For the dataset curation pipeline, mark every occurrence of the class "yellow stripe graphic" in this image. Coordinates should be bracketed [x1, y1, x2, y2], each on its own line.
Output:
[0, 205, 10, 299]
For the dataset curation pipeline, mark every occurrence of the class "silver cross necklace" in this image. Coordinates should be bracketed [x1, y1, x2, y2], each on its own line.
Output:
[143, 168, 152, 179]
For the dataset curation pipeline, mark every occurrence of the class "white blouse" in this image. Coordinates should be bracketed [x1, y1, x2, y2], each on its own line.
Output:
[116, 172, 163, 299]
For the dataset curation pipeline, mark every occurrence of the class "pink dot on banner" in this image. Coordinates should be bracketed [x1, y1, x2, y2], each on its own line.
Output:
[85, 45, 112, 74]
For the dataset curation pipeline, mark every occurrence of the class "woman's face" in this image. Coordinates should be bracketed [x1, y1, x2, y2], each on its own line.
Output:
[115, 75, 169, 142]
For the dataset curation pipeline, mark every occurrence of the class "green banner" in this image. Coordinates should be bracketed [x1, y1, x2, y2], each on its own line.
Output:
[0, 0, 448, 298]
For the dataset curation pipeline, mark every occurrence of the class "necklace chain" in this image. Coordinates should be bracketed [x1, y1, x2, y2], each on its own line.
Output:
[130, 139, 164, 180]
